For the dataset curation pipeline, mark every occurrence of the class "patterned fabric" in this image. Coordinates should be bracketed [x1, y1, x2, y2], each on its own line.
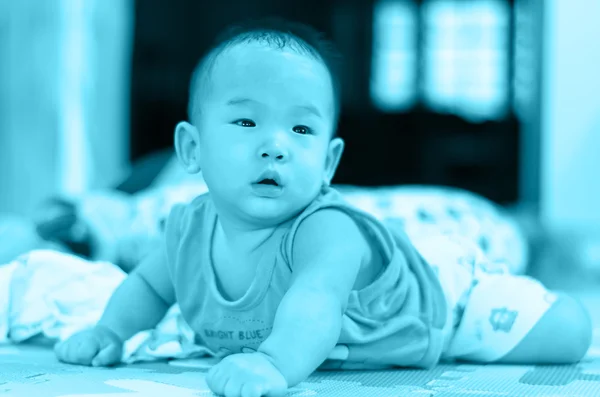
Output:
[335, 185, 528, 275]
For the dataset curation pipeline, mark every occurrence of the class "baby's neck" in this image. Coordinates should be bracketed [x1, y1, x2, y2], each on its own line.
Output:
[215, 216, 287, 259]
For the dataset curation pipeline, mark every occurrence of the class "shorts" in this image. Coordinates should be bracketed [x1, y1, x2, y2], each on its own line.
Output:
[410, 233, 557, 363]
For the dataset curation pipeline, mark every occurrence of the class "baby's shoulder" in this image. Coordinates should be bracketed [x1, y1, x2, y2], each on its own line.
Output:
[294, 208, 373, 259]
[292, 208, 385, 290]
[171, 193, 211, 219]
[165, 193, 213, 236]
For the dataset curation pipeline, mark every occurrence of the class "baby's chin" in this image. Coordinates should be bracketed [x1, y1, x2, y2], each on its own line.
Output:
[240, 197, 306, 225]
[213, 184, 321, 226]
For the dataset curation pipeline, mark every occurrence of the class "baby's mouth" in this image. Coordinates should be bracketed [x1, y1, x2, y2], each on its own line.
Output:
[254, 170, 283, 187]
[257, 178, 279, 187]
[252, 173, 284, 197]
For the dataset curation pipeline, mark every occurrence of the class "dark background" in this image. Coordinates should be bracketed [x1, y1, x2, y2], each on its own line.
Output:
[130, 0, 521, 204]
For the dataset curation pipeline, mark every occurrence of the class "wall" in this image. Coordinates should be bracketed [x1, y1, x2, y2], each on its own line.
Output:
[0, 0, 133, 216]
[540, 0, 600, 234]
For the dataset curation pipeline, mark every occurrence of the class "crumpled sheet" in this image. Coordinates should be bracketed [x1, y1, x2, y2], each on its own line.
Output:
[0, 249, 213, 364]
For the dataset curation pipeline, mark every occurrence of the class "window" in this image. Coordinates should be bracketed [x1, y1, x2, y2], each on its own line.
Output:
[512, 0, 537, 120]
[372, 0, 511, 122]
[371, 0, 417, 112]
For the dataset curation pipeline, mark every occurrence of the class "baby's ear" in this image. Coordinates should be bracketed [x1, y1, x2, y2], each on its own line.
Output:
[174, 121, 202, 174]
[323, 137, 345, 185]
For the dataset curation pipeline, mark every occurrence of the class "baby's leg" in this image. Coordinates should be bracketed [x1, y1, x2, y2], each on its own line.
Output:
[412, 232, 593, 365]
[495, 292, 592, 364]
[445, 272, 593, 364]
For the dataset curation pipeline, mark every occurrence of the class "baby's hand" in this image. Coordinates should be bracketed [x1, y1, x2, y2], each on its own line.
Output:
[206, 352, 288, 397]
[54, 326, 122, 367]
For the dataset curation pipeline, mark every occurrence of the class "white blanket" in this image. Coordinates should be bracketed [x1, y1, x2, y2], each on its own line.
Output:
[0, 250, 210, 364]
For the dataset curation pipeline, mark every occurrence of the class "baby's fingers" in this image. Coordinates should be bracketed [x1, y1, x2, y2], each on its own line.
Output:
[241, 382, 265, 397]
[56, 337, 99, 366]
[54, 341, 68, 362]
[91, 344, 121, 367]
[55, 340, 79, 363]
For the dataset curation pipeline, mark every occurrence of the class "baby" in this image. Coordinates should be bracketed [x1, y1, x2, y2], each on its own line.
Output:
[55, 17, 593, 397]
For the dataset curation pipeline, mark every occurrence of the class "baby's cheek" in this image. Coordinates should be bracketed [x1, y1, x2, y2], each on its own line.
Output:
[293, 170, 321, 192]
[230, 144, 251, 161]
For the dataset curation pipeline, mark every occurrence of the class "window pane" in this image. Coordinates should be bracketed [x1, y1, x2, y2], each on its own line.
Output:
[423, 0, 509, 121]
[371, 0, 417, 112]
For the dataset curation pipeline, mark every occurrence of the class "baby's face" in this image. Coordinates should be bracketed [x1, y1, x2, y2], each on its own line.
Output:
[195, 42, 337, 225]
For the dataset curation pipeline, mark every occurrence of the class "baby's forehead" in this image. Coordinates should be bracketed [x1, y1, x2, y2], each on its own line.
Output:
[190, 39, 337, 124]
[214, 40, 325, 72]
[210, 42, 333, 94]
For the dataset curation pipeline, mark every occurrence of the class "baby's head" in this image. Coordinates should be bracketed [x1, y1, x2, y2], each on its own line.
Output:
[174, 17, 345, 226]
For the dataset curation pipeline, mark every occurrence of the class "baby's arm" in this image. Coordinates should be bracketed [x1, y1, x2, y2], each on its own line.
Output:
[258, 209, 368, 387]
[56, 245, 176, 366]
[97, 244, 176, 341]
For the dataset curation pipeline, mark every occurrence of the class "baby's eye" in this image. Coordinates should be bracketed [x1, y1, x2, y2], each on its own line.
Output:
[234, 119, 256, 127]
[293, 125, 312, 135]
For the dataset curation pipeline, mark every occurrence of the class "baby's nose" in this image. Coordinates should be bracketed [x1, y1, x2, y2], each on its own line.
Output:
[260, 143, 288, 161]
[261, 151, 284, 160]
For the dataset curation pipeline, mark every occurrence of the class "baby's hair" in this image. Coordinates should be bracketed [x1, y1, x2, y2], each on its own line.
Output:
[187, 16, 343, 138]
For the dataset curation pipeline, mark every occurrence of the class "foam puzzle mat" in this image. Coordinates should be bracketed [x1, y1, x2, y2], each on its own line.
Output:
[2, 336, 600, 397]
